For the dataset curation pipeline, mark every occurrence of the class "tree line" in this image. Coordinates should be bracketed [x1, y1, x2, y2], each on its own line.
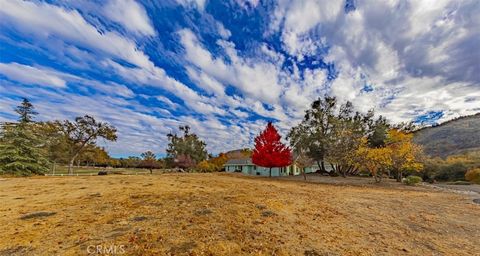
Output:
[251, 97, 424, 182]
[0, 99, 117, 175]
[0, 98, 225, 176]
[4, 97, 470, 184]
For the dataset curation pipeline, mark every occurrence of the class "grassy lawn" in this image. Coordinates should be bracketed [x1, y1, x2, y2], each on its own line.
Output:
[0, 173, 479, 255]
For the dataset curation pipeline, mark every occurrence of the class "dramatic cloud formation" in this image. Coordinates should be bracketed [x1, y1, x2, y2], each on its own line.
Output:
[0, 0, 478, 157]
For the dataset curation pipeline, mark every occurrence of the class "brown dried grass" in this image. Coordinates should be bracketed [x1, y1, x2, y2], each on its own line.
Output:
[0, 173, 479, 255]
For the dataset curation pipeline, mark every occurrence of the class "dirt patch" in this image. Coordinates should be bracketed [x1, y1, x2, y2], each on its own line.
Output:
[194, 208, 213, 216]
[0, 245, 32, 255]
[130, 216, 149, 222]
[261, 210, 277, 217]
[20, 211, 56, 220]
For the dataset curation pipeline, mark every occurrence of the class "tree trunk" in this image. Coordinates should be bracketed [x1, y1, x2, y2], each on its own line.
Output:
[68, 159, 74, 175]
[52, 161, 56, 175]
[376, 169, 383, 183]
[68, 152, 81, 175]
[331, 163, 340, 176]
[150, 168, 153, 174]
[396, 170, 403, 182]
[269, 167, 272, 177]
[302, 168, 306, 180]
[339, 165, 346, 178]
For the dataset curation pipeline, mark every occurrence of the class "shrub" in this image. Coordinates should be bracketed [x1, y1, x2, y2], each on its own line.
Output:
[465, 168, 480, 184]
[404, 175, 423, 186]
[434, 163, 468, 181]
[195, 160, 217, 173]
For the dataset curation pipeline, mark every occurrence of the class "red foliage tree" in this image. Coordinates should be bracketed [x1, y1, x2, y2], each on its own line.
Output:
[252, 122, 292, 177]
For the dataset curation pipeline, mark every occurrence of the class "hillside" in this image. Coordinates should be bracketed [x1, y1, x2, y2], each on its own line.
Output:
[413, 113, 480, 158]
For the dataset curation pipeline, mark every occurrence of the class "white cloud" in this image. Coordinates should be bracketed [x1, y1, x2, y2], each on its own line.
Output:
[103, 0, 155, 36]
[270, 0, 480, 123]
[270, 0, 343, 58]
[0, 0, 152, 69]
[156, 96, 180, 110]
[1, 0, 478, 156]
[0, 62, 66, 88]
[0, 1, 231, 117]
[236, 0, 260, 9]
[176, 0, 207, 10]
[216, 21, 231, 39]
[0, 62, 137, 99]
[179, 29, 284, 105]
[105, 60, 227, 116]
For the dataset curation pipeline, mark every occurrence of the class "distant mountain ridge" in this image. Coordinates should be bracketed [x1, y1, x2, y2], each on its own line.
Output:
[413, 113, 480, 158]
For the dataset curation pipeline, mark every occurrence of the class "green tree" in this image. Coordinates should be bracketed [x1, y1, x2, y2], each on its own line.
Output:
[56, 115, 117, 174]
[0, 99, 49, 176]
[367, 115, 389, 148]
[166, 125, 207, 169]
[36, 121, 70, 174]
[288, 97, 337, 173]
[77, 145, 110, 167]
[15, 98, 38, 123]
[288, 98, 376, 177]
[326, 103, 372, 177]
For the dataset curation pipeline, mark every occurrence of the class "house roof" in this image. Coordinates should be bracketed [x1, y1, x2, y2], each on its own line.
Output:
[224, 158, 254, 165]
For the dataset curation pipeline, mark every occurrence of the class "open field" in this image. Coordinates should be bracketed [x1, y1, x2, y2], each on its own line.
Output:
[0, 173, 479, 255]
[47, 167, 159, 175]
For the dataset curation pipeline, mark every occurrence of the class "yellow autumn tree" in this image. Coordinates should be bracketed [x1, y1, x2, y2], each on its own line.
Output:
[356, 139, 393, 182]
[385, 129, 424, 181]
[195, 153, 229, 172]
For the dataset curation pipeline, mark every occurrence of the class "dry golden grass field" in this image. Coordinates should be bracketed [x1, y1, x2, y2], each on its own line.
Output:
[0, 173, 479, 255]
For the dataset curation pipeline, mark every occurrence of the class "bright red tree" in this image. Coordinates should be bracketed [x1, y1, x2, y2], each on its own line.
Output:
[252, 122, 292, 177]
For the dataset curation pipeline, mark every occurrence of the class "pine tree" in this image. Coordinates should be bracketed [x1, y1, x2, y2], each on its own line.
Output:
[15, 98, 38, 123]
[0, 99, 49, 176]
[252, 122, 292, 177]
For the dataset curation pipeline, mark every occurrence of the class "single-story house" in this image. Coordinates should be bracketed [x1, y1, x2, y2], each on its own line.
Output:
[224, 157, 331, 177]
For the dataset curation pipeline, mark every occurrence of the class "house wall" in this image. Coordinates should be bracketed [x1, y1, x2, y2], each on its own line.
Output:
[225, 165, 290, 177]
[255, 167, 286, 176]
[225, 162, 334, 176]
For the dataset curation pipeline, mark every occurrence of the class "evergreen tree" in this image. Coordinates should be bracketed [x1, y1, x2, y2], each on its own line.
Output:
[0, 99, 49, 175]
[368, 116, 389, 148]
[15, 98, 38, 123]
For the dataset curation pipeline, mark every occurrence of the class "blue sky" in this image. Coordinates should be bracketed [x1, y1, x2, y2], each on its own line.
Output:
[0, 0, 479, 157]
